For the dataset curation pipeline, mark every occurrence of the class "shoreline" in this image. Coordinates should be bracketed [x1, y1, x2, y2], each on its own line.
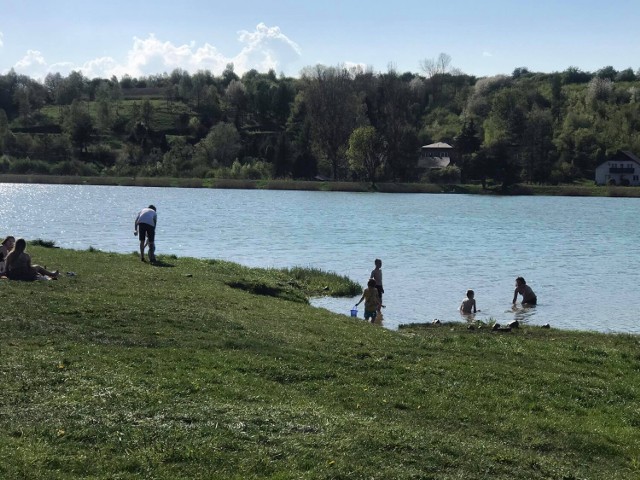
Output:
[24, 243, 640, 337]
[2, 173, 640, 197]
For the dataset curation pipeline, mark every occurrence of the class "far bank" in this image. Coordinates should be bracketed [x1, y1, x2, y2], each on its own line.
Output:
[2, 173, 640, 197]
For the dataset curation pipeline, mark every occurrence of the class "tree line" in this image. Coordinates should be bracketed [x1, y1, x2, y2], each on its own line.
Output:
[1, 57, 640, 185]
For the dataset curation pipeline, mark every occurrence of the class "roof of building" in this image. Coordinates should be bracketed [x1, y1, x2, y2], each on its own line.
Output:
[596, 150, 640, 168]
[421, 142, 453, 149]
[620, 150, 640, 163]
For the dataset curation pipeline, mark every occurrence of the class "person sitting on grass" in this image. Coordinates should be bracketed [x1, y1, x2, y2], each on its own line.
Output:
[355, 278, 381, 323]
[0, 235, 16, 276]
[5, 238, 59, 281]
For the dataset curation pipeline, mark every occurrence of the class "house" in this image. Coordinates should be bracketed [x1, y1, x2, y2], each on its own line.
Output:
[417, 142, 456, 170]
[595, 151, 640, 186]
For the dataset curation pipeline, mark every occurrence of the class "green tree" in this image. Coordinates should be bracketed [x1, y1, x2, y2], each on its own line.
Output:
[110, 76, 123, 116]
[224, 79, 248, 127]
[586, 77, 613, 105]
[177, 72, 193, 102]
[192, 71, 213, 109]
[483, 88, 527, 147]
[272, 79, 296, 125]
[522, 107, 554, 182]
[63, 100, 94, 153]
[0, 108, 8, 153]
[455, 119, 481, 182]
[273, 133, 292, 178]
[616, 68, 636, 82]
[130, 102, 141, 124]
[199, 85, 222, 123]
[96, 100, 112, 133]
[373, 68, 420, 180]
[193, 122, 241, 168]
[420, 107, 461, 144]
[221, 63, 239, 88]
[485, 140, 521, 191]
[242, 70, 277, 122]
[465, 75, 511, 118]
[562, 66, 592, 85]
[55, 71, 87, 105]
[141, 99, 154, 128]
[596, 66, 617, 81]
[346, 126, 386, 184]
[549, 73, 564, 121]
[13, 85, 31, 124]
[455, 118, 481, 155]
[161, 136, 195, 176]
[287, 94, 318, 180]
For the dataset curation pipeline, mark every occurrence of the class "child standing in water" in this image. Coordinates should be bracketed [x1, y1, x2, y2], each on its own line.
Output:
[460, 289, 477, 314]
[370, 258, 384, 306]
[355, 278, 381, 323]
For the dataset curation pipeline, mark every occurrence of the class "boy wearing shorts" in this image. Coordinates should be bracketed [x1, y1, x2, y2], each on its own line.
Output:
[355, 278, 381, 323]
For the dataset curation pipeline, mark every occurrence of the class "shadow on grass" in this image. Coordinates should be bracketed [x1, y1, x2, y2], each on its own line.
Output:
[226, 279, 307, 303]
[150, 260, 175, 268]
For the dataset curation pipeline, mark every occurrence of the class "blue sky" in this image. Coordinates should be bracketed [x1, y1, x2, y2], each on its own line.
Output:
[1, 0, 639, 80]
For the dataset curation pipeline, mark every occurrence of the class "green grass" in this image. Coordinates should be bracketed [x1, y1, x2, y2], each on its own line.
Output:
[40, 99, 194, 132]
[1, 247, 639, 478]
[6, 173, 640, 197]
[0, 169, 634, 196]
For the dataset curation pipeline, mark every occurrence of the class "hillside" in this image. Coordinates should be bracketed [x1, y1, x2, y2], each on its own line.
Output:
[2, 66, 640, 185]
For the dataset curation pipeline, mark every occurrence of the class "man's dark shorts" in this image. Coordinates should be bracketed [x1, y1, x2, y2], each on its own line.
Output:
[139, 223, 155, 243]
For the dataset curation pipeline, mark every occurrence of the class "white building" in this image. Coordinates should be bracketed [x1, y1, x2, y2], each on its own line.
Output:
[595, 151, 640, 186]
[417, 142, 455, 170]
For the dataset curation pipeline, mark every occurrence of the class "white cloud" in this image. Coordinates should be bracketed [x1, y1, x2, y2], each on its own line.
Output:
[482, 51, 493, 57]
[80, 57, 121, 79]
[0, 31, 4, 48]
[11, 23, 302, 80]
[234, 23, 301, 73]
[121, 34, 229, 77]
[14, 50, 48, 78]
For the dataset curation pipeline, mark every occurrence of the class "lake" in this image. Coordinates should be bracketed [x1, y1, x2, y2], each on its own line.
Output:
[1, 183, 638, 334]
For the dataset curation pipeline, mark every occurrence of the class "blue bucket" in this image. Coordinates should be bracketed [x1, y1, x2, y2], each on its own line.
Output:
[350, 307, 358, 317]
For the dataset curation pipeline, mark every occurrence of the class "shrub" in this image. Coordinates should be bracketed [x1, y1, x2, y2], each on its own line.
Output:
[227, 159, 273, 180]
[0, 154, 11, 173]
[50, 160, 100, 176]
[9, 157, 51, 174]
[90, 143, 117, 166]
[425, 165, 461, 184]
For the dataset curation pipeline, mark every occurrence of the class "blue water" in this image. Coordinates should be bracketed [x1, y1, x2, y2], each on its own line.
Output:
[1, 183, 639, 334]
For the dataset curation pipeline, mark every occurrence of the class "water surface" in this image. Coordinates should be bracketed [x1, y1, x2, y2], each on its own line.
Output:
[1, 183, 638, 334]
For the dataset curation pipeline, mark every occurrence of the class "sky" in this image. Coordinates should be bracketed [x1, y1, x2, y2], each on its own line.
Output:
[1, 0, 639, 81]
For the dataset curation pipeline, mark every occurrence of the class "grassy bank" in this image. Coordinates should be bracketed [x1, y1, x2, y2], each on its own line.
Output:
[3, 173, 640, 196]
[1, 246, 639, 479]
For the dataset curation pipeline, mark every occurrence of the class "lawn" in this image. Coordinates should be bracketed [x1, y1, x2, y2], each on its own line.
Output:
[0, 246, 638, 479]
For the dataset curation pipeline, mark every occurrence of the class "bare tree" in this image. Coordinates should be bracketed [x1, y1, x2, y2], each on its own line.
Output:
[419, 53, 452, 105]
[420, 52, 452, 78]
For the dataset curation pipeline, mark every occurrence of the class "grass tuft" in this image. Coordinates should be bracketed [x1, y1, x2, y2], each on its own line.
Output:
[29, 238, 57, 248]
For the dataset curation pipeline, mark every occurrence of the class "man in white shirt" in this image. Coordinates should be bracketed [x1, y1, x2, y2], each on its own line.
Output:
[134, 205, 157, 263]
